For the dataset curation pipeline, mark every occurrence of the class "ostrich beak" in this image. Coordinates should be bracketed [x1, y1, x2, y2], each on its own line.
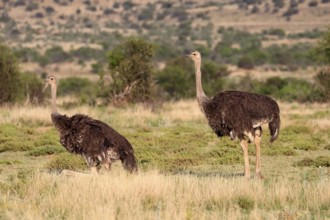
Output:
[42, 81, 49, 92]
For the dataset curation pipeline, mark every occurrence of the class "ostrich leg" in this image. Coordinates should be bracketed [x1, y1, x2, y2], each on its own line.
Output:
[90, 167, 98, 175]
[240, 140, 251, 178]
[254, 129, 263, 179]
[102, 157, 112, 171]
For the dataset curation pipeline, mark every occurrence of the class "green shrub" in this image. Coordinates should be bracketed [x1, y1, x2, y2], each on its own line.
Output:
[57, 77, 95, 97]
[105, 37, 156, 103]
[315, 27, 330, 64]
[288, 29, 323, 39]
[20, 72, 45, 104]
[25, 2, 38, 11]
[122, 1, 135, 10]
[28, 146, 65, 156]
[69, 47, 104, 62]
[255, 77, 323, 102]
[45, 152, 87, 171]
[44, 46, 71, 64]
[263, 28, 286, 37]
[14, 47, 41, 62]
[237, 56, 254, 69]
[156, 66, 193, 99]
[236, 196, 255, 212]
[314, 68, 330, 101]
[0, 44, 21, 105]
[294, 156, 330, 167]
[201, 60, 229, 94]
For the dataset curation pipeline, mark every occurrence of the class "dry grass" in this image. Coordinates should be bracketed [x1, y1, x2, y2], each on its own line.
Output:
[0, 100, 329, 219]
[1, 99, 329, 129]
[2, 170, 329, 220]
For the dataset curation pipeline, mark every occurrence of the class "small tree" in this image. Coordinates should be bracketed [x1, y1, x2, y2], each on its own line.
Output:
[105, 38, 155, 103]
[316, 27, 330, 64]
[0, 44, 21, 104]
[314, 27, 330, 101]
[314, 68, 330, 101]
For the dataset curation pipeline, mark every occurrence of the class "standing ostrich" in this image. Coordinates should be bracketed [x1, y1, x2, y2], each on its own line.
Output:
[44, 75, 138, 174]
[187, 51, 280, 178]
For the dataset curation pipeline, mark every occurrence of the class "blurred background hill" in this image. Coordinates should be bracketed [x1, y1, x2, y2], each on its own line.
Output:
[0, 0, 330, 104]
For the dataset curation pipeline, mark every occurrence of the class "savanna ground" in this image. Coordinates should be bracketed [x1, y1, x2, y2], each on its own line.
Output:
[0, 99, 329, 219]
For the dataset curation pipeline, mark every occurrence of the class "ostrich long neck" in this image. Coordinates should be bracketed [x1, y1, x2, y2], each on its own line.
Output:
[195, 59, 209, 111]
[50, 83, 59, 114]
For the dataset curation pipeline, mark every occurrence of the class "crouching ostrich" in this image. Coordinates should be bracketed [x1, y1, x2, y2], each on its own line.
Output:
[44, 75, 138, 175]
[187, 51, 280, 178]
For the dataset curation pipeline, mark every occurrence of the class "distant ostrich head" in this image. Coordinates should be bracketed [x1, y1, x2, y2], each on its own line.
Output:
[45, 75, 57, 85]
[186, 51, 201, 63]
[43, 75, 57, 91]
[43, 75, 59, 114]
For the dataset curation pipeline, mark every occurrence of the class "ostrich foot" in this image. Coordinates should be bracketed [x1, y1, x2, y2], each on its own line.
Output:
[255, 172, 264, 179]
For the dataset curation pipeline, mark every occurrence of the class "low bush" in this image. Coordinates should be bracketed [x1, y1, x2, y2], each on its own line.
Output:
[294, 156, 330, 167]
[20, 73, 45, 104]
[254, 76, 324, 102]
[57, 77, 95, 97]
[28, 145, 65, 156]
[0, 44, 21, 105]
[237, 56, 254, 69]
[314, 68, 330, 101]
[45, 152, 87, 171]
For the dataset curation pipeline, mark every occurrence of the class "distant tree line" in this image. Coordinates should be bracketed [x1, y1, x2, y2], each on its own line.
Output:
[1, 28, 330, 105]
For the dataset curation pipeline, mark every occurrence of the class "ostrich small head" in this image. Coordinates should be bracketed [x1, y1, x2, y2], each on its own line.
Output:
[43, 75, 57, 91]
[186, 51, 201, 63]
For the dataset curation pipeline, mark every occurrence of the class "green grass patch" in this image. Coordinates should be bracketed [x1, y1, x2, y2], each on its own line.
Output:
[27, 145, 65, 156]
[0, 124, 61, 153]
[294, 156, 330, 167]
[45, 152, 87, 171]
[0, 159, 23, 165]
[235, 196, 255, 212]
[33, 130, 61, 147]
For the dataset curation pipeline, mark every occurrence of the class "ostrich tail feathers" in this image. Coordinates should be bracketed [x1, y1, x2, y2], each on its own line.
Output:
[269, 113, 280, 143]
[121, 151, 138, 173]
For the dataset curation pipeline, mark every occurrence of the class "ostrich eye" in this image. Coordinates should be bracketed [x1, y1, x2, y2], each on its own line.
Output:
[50, 77, 54, 80]
[193, 53, 196, 56]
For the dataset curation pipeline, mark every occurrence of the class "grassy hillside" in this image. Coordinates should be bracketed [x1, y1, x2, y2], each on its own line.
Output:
[1, 0, 329, 78]
[0, 99, 329, 218]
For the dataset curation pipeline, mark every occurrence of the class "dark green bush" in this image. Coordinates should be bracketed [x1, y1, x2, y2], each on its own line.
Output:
[156, 56, 194, 99]
[201, 60, 229, 95]
[122, 1, 135, 10]
[263, 28, 286, 37]
[14, 47, 41, 63]
[314, 68, 330, 101]
[57, 77, 95, 97]
[157, 57, 229, 99]
[255, 77, 323, 102]
[294, 156, 330, 167]
[44, 46, 71, 64]
[69, 47, 104, 62]
[156, 66, 193, 99]
[20, 72, 46, 104]
[237, 56, 254, 69]
[45, 152, 87, 171]
[25, 2, 38, 11]
[0, 44, 21, 105]
[105, 37, 155, 103]
[28, 145, 65, 156]
[315, 27, 330, 64]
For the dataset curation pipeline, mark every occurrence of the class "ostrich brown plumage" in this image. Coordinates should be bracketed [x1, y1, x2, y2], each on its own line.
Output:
[44, 75, 138, 174]
[187, 51, 280, 178]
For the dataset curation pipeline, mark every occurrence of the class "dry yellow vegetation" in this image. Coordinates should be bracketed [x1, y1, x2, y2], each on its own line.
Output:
[0, 100, 329, 219]
[3, 170, 329, 220]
